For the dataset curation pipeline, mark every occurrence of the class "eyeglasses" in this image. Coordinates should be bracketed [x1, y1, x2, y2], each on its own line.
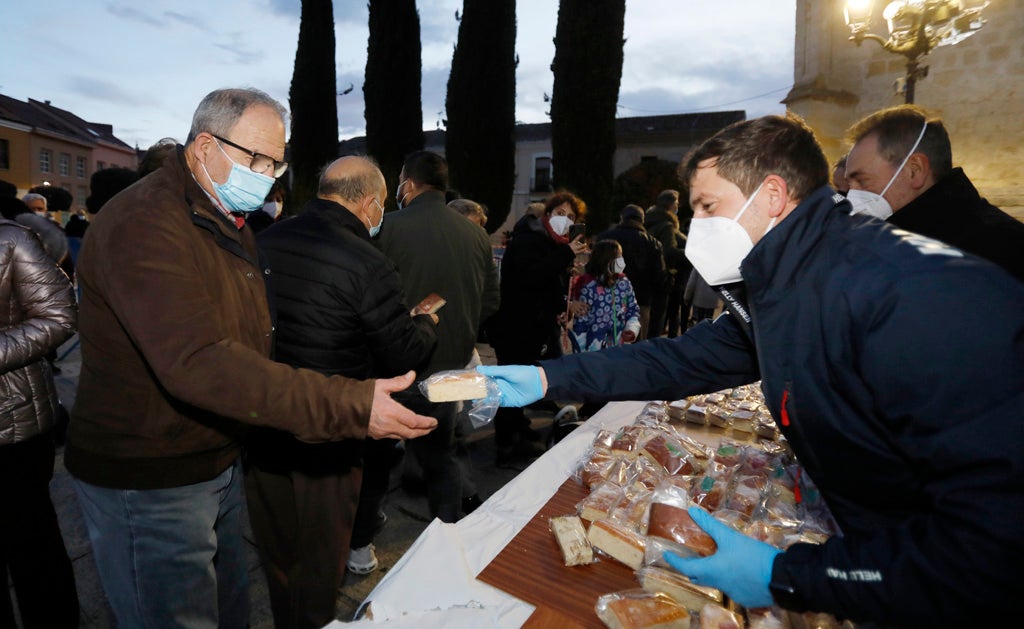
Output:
[212, 134, 288, 178]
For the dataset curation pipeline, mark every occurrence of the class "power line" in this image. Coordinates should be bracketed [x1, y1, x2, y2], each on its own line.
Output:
[616, 85, 792, 114]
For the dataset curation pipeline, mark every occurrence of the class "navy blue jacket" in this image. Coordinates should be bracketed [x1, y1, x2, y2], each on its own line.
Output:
[543, 186, 1024, 625]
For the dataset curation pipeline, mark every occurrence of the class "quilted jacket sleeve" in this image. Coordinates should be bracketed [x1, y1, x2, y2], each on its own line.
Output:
[0, 224, 76, 373]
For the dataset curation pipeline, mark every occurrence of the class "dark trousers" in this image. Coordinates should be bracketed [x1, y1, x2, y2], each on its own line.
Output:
[245, 450, 361, 629]
[648, 281, 672, 339]
[0, 433, 79, 629]
[395, 393, 461, 523]
[665, 280, 688, 338]
[490, 334, 546, 447]
[351, 438, 399, 548]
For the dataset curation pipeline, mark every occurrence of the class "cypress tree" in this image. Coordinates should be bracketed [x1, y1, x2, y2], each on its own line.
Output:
[288, 0, 339, 209]
[365, 0, 423, 211]
[550, 0, 626, 233]
[444, 0, 516, 233]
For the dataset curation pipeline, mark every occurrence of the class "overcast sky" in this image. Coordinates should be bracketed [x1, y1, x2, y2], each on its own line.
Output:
[2, 1, 795, 150]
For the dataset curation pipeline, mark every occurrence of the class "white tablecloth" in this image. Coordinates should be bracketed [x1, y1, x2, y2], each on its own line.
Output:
[326, 400, 647, 628]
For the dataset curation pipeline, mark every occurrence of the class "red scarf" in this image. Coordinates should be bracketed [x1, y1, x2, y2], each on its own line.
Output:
[541, 215, 570, 244]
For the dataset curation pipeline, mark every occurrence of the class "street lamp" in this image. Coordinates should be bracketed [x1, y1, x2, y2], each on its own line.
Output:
[843, 0, 989, 103]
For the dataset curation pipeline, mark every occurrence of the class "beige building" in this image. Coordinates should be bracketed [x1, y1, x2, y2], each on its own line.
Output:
[785, 0, 1024, 218]
[0, 95, 136, 217]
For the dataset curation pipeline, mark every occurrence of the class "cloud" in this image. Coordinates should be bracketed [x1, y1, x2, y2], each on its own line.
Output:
[105, 3, 163, 27]
[267, 0, 364, 24]
[66, 76, 154, 108]
[213, 32, 265, 66]
[164, 10, 212, 33]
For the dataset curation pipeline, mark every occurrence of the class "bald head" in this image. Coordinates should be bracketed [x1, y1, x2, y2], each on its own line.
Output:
[319, 156, 385, 204]
[318, 156, 386, 233]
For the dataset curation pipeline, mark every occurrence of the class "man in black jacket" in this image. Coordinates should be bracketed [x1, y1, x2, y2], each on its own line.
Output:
[598, 204, 665, 339]
[249, 156, 438, 628]
[480, 115, 1024, 626]
[844, 104, 1024, 281]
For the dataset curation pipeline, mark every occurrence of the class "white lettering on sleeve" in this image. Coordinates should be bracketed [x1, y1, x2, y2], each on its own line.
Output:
[826, 567, 883, 582]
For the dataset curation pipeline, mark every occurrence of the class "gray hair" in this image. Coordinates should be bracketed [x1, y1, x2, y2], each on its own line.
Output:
[186, 88, 288, 143]
[448, 198, 486, 218]
[22, 193, 47, 207]
[318, 156, 384, 202]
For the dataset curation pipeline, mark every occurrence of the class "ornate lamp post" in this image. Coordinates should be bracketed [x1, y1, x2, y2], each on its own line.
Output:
[843, 0, 989, 103]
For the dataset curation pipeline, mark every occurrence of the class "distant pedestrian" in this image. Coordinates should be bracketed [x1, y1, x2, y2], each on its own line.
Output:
[597, 204, 664, 339]
[645, 189, 691, 337]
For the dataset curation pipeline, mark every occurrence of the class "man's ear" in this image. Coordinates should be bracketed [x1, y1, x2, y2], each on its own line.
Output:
[191, 132, 214, 165]
[905, 153, 932, 191]
[762, 174, 790, 218]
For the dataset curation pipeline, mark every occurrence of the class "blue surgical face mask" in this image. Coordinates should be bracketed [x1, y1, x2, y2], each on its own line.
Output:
[368, 198, 385, 238]
[202, 140, 275, 213]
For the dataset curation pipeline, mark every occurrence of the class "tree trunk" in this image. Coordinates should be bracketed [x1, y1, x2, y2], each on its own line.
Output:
[288, 0, 339, 210]
[550, 0, 626, 234]
[444, 0, 516, 233]
[365, 0, 424, 212]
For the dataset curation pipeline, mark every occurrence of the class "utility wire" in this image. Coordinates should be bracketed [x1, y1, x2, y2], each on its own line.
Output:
[616, 85, 792, 114]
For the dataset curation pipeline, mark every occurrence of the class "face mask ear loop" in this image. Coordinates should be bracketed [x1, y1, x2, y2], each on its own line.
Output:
[881, 119, 928, 197]
[733, 180, 766, 224]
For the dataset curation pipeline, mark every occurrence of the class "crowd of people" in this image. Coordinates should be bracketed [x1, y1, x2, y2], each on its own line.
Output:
[0, 86, 1021, 628]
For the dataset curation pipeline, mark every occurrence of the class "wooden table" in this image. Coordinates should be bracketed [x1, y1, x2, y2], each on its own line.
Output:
[478, 479, 639, 628]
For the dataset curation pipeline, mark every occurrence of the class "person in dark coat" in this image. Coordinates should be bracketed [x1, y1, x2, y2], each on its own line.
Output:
[0, 219, 79, 628]
[249, 156, 438, 628]
[598, 204, 664, 339]
[480, 114, 1024, 626]
[644, 190, 692, 337]
[844, 104, 1024, 281]
[485, 191, 588, 463]
[378, 151, 500, 522]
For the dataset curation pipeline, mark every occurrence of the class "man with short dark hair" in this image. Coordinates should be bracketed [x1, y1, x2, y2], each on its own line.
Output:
[598, 204, 664, 339]
[844, 104, 1024, 281]
[480, 114, 1024, 625]
[67, 88, 437, 627]
[380, 150, 500, 522]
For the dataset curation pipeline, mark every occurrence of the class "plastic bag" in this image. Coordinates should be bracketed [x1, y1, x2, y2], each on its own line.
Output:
[417, 369, 500, 428]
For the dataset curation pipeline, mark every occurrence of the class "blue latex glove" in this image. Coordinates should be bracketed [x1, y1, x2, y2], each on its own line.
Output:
[475, 365, 544, 407]
[663, 506, 781, 609]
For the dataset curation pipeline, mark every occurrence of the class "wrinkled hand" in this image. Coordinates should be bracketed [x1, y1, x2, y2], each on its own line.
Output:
[367, 371, 437, 440]
[621, 330, 636, 344]
[663, 506, 781, 609]
[476, 365, 546, 407]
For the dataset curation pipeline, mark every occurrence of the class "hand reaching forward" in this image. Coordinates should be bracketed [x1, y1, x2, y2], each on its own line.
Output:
[368, 371, 437, 440]
[664, 506, 781, 609]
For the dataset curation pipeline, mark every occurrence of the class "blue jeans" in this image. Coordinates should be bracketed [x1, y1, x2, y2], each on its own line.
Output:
[73, 459, 248, 629]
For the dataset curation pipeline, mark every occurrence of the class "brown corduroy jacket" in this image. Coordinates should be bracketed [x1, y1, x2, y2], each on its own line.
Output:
[66, 147, 374, 489]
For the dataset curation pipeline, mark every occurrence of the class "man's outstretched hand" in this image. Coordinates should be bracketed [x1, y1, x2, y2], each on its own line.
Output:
[368, 371, 437, 439]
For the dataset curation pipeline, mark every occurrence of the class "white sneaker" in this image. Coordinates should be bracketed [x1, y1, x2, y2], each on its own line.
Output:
[554, 405, 579, 423]
[347, 544, 379, 575]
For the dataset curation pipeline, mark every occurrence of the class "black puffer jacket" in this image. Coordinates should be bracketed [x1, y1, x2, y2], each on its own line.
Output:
[252, 199, 438, 472]
[644, 208, 690, 276]
[487, 213, 575, 349]
[0, 220, 76, 445]
[257, 198, 437, 381]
